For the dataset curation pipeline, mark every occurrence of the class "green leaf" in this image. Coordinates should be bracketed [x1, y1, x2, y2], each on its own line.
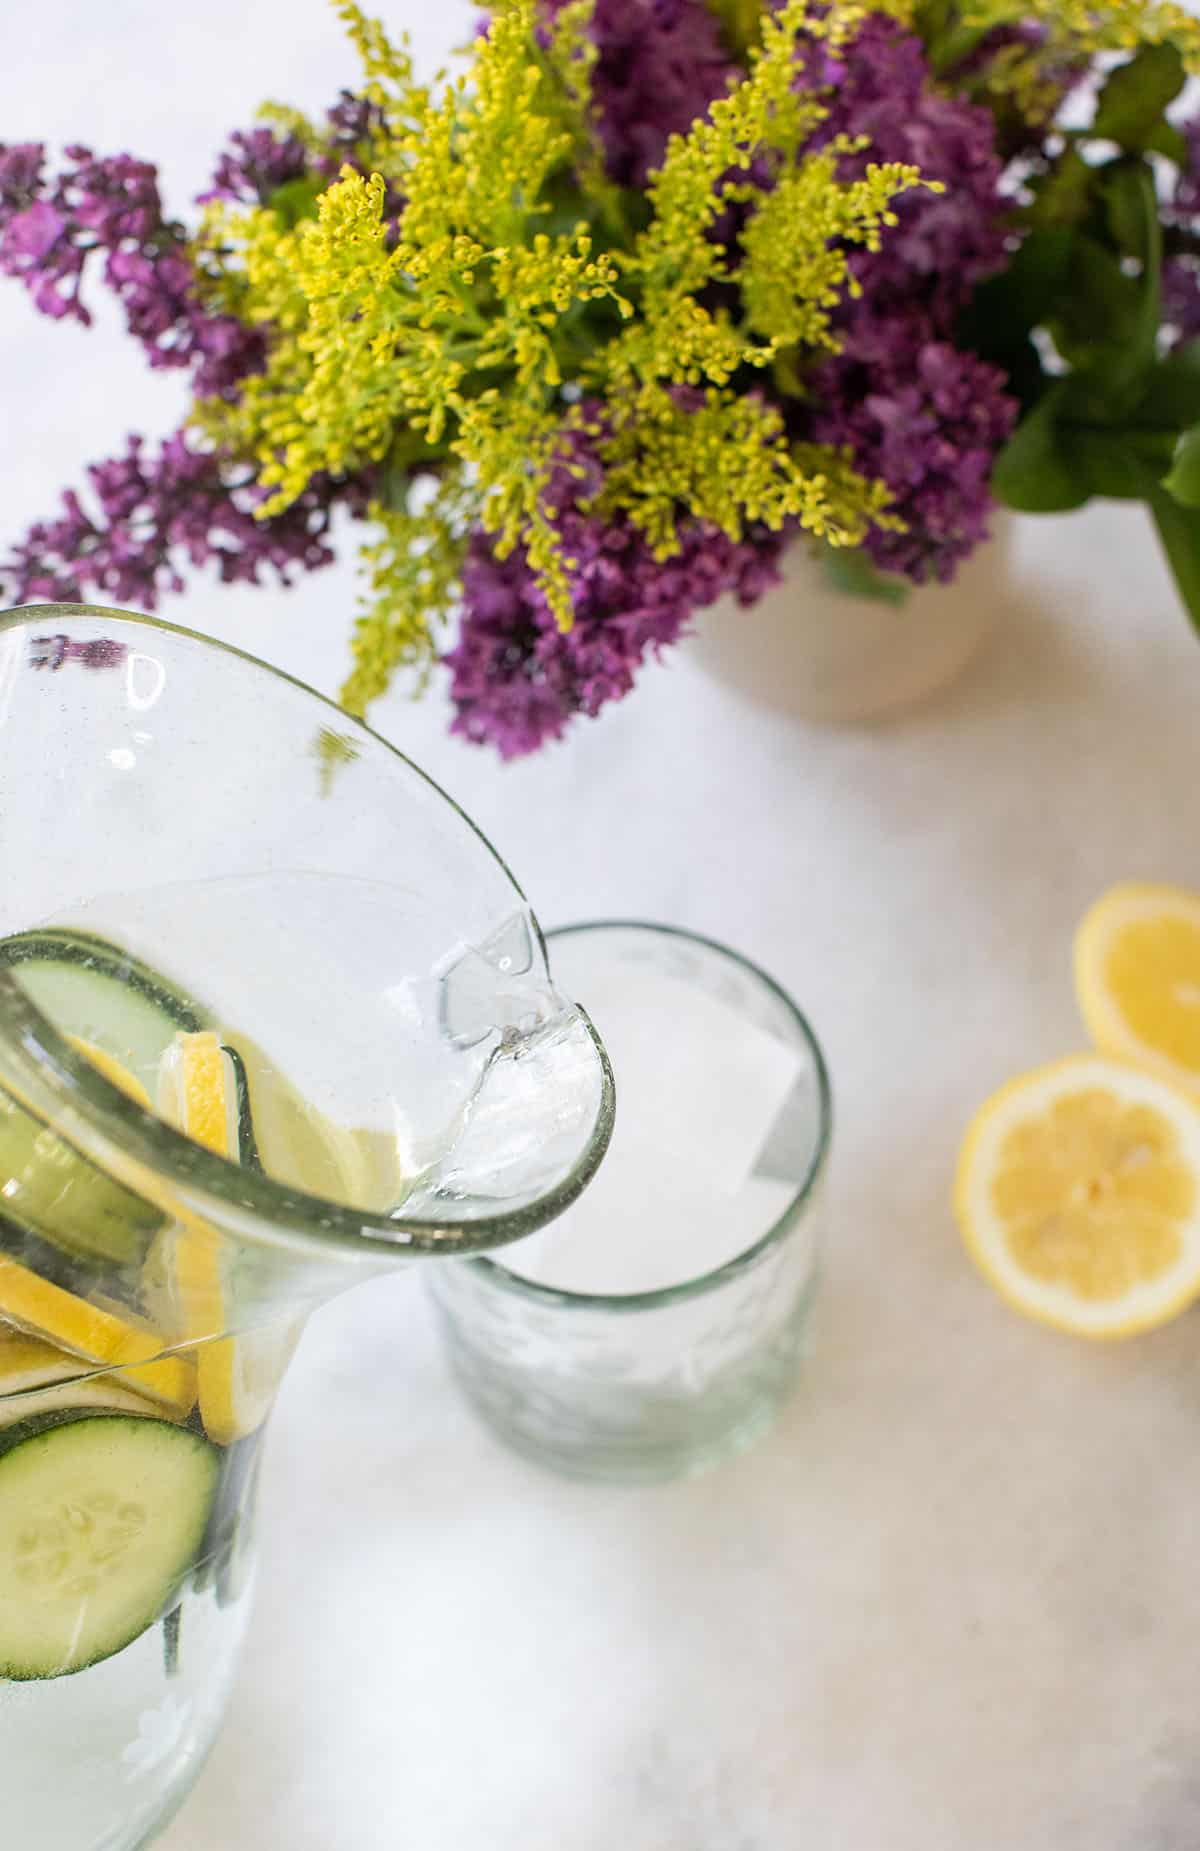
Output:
[991, 387, 1091, 514]
[994, 226, 1075, 328]
[1102, 164, 1152, 261]
[1048, 234, 1142, 365]
[1048, 169, 1161, 410]
[1057, 371, 1127, 427]
[1162, 424, 1200, 508]
[267, 176, 325, 229]
[1098, 162, 1162, 399]
[1027, 147, 1094, 230]
[956, 226, 1073, 359]
[771, 345, 807, 400]
[1146, 120, 1189, 166]
[1072, 430, 1167, 501]
[1132, 345, 1200, 430]
[1091, 43, 1186, 151]
[706, 0, 766, 58]
[1148, 487, 1200, 636]
[820, 544, 910, 607]
[926, 21, 992, 75]
[995, 336, 1050, 419]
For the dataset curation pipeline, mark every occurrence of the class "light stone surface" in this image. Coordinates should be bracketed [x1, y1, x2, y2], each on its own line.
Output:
[5, 6, 1200, 1846]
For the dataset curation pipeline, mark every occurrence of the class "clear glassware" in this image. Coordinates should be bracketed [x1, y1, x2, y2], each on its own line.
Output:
[428, 923, 831, 1484]
[0, 603, 614, 1851]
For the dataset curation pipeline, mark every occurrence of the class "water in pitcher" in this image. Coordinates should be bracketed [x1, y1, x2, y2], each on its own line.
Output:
[0, 875, 595, 1846]
[0, 605, 614, 1850]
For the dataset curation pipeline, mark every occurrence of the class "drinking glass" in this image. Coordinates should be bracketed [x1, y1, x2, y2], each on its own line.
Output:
[429, 922, 831, 1483]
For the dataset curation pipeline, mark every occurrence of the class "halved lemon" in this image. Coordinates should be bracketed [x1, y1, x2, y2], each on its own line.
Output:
[1075, 882, 1200, 1091]
[955, 1054, 1200, 1338]
[158, 1032, 297, 1443]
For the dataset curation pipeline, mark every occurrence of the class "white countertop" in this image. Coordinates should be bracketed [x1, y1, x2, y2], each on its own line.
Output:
[7, 7, 1200, 1846]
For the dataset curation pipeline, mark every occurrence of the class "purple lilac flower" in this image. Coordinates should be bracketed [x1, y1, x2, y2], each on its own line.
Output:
[446, 427, 785, 756]
[786, 18, 1015, 583]
[1164, 256, 1200, 344]
[806, 15, 1010, 329]
[198, 91, 388, 207]
[319, 96, 405, 223]
[198, 126, 309, 206]
[1, 144, 172, 329]
[0, 431, 359, 613]
[0, 99, 392, 624]
[321, 91, 389, 167]
[0, 142, 263, 397]
[541, 0, 736, 187]
[1171, 118, 1200, 221]
[448, 12, 1018, 750]
[809, 326, 1017, 583]
[0, 143, 45, 208]
[201, 92, 400, 228]
[1160, 117, 1200, 345]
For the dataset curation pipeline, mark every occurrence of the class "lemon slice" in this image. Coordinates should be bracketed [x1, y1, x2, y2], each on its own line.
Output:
[157, 1030, 235, 1158]
[158, 1031, 297, 1443]
[225, 1031, 406, 1211]
[0, 1036, 191, 1411]
[0, 1257, 193, 1410]
[955, 1054, 1200, 1337]
[65, 1035, 152, 1110]
[1075, 882, 1200, 1091]
[0, 1323, 165, 1427]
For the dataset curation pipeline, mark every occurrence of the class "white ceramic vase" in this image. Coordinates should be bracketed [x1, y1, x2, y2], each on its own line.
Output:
[689, 515, 1014, 724]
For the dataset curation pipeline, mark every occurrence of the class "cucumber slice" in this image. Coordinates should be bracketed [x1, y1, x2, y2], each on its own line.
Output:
[0, 930, 206, 1269]
[222, 1044, 263, 1175]
[0, 1413, 218, 1679]
[0, 930, 206, 1076]
[0, 1091, 163, 1269]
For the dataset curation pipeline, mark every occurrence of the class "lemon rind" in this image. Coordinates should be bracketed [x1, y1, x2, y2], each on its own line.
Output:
[955, 1053, 1200, 1339]
[1074, 882, 1200, 1093]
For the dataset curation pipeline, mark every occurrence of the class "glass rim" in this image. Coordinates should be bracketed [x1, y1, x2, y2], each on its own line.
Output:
[0, 602, 616, 1260]
[457, 919, 833, 1312]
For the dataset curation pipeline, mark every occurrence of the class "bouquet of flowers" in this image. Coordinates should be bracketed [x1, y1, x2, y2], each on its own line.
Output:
[4, 0, 1200, 755]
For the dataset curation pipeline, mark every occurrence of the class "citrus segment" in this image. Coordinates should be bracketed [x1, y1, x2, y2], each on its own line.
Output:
[0, 1258, 193, 1411]
[157, 1031, 293, 1441]
[955, 1055, 1200, 1337]
[1075, 881, 1200, 1089]
[0, 1323, 165, 1426]
[158, 1031, 233, 1155]
[64, 1036, 152, 1110]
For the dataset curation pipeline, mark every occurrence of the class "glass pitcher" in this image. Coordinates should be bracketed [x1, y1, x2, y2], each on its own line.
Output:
[0, 604, 615, 1851]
